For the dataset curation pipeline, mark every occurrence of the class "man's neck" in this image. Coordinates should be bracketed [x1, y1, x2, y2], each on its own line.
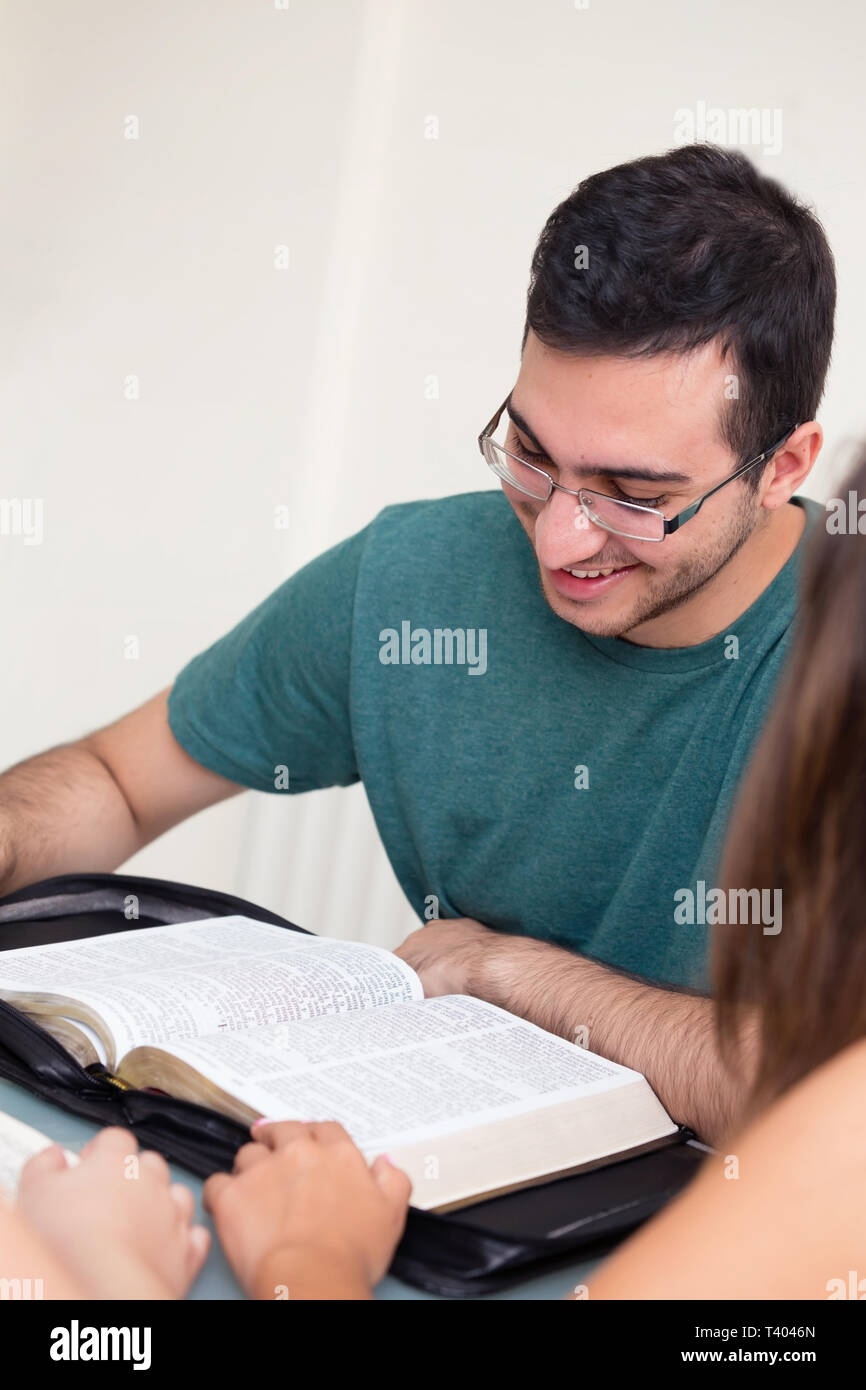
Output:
[625, 501, 807, 649]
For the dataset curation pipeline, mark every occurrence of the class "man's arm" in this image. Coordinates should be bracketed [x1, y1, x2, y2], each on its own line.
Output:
[394, 919, 757, 1145]
[0, 687, 243, 896]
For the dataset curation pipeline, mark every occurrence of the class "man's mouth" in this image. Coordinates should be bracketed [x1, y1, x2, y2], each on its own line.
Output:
[564, 566, 623, 578]
[549, 562, 640, 600]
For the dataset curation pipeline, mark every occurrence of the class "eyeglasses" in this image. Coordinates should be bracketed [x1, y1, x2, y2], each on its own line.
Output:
[478, 396, 799, 542]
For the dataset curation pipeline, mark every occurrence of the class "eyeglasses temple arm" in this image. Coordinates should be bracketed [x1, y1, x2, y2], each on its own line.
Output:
[663, 426, 799, 535]
[478, 397, 510, 454]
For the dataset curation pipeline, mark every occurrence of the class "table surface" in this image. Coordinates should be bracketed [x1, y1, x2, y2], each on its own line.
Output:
[0, 1076, 604, 1300]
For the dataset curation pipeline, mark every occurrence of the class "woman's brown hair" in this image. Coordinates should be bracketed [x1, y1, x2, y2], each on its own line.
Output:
[714, 453, 866, 1117]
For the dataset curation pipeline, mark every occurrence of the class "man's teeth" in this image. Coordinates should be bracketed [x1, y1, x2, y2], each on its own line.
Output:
[565, 566, 621, 578]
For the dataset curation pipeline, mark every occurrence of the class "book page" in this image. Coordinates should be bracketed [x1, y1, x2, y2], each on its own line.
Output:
[134, 994, 656, 1152]
[0, 917, 422, 1067]
[0, 1111, 79, 1200]
[393, 1082, 678, 1211]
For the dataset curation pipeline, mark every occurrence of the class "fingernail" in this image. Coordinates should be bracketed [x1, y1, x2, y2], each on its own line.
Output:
[251, 1118, 273, 1129]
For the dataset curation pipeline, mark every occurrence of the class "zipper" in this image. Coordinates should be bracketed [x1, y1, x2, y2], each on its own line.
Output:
[87, 1064, 133, 1092]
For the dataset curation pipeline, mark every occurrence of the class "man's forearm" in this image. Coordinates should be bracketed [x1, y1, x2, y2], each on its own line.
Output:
[0, 743, 141, 896]
[470, 935, 754, 1145]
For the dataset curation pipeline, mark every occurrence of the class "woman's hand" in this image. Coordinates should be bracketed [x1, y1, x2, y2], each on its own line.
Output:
[203, 1120, 412, 1300]
[16, 1126, 210, 1299]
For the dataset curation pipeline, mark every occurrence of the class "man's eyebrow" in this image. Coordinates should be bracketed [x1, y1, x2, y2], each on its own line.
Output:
[506, 397, 548, 453]
[506, 395, 693, 485]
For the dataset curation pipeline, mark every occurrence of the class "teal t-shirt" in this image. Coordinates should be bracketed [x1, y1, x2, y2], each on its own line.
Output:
[167, 491, 820, 990]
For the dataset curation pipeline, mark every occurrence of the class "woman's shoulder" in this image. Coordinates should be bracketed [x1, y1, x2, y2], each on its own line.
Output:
[743, 1037, 866, 1169]
[784, 1038, 866, 1113]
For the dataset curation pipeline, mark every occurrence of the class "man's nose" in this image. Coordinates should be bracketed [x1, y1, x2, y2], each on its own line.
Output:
[533, 487, 610, 567]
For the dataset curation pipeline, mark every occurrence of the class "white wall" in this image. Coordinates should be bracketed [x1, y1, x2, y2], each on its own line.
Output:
[2, 0, 864, 943]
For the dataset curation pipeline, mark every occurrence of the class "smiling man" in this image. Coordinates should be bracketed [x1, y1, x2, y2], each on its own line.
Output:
[0, 146, 834, 1143]
[487, 339, 809, 647]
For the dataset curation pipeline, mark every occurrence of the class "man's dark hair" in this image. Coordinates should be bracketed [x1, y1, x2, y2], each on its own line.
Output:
[523, 145, 836, 483]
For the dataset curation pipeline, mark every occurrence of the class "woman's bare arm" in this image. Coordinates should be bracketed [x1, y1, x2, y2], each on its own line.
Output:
[580, 1038, 866, 1300]
[0, 1193, 88, 1299]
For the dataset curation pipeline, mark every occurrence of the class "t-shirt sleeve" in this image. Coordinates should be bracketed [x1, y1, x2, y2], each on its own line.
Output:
[167, 525, 370, 793]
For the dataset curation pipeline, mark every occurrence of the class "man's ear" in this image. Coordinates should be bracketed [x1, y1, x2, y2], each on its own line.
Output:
[760, 421, 822, 511]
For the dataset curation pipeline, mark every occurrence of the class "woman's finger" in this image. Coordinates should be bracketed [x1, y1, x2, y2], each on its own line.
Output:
[187, 1224, 211, 1277]
[170, 1182, 195, 1222]
[18, 1143, 69, 1181]
[201, 1171, 232, 1213]
[138, 1149, 171, 1183]
[250, 1119, 311, 1150]
[371, 1153, 413, 1212]
[233, 1142, 271, 1173]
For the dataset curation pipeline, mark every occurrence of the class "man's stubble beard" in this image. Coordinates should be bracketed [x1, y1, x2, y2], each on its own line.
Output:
[535, 490, 762, 640]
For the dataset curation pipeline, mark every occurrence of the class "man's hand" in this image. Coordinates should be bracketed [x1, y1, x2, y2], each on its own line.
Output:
[393, 917, 496, 997]
[395, 915, 757, 1146]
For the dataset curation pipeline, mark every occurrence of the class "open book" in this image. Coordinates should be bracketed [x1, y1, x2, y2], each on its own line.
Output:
[0, 917, 678, 1212]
